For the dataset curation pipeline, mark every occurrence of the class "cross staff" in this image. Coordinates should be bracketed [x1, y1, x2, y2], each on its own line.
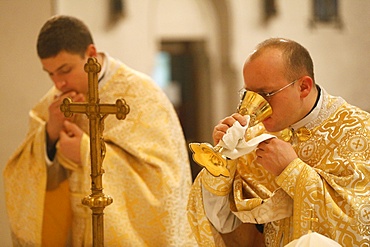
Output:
[60, 57, 130, 246]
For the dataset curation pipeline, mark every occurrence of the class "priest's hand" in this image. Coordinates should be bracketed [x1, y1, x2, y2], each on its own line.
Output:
[46, 91, 85, 146]
[213, 113, 248, 146]
[58, 120, 84, 165]
[256, 138, 298, 176]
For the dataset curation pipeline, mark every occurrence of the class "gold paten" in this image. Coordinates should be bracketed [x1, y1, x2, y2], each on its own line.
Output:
[60, 57, 130, 247]
[189, 91, 272, 177]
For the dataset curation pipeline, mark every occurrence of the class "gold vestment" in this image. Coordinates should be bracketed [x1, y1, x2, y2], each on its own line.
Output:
[4, 54, 196, 246]
[188, 89, 370, 246]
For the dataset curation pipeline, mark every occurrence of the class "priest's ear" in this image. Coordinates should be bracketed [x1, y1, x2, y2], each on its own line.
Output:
[299, 76, 314, 98]
[85, 44, 98, 58]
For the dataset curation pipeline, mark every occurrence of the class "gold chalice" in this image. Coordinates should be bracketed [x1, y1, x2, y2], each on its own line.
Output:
[189, 90, 272, 177]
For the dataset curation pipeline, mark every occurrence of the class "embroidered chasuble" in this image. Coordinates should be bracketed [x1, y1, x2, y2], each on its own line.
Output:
[4, 54, 196, 246]
[187, 89, 370, 246]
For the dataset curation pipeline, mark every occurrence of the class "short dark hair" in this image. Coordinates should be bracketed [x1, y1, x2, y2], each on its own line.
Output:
[251, 38, 315, 83]
[37, 15, 94, 59]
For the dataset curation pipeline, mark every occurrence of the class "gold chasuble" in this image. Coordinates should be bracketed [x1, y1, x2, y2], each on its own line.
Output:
[187, 89, 370, 246]
[4, 54, 196, 246]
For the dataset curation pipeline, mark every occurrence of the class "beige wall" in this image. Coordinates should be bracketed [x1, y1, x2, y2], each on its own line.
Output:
[1, 0, 369, 245]
[229, 0, 370, 112]
[0, 1, 53, 245]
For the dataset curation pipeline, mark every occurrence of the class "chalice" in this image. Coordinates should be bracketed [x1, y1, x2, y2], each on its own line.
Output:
[189, 90, 272, 177]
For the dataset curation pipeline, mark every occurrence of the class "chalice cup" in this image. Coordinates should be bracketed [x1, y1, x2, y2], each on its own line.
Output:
[189, 90, 272, 177]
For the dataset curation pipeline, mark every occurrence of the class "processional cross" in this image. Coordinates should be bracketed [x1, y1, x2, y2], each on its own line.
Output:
[60, 57, 130, 246]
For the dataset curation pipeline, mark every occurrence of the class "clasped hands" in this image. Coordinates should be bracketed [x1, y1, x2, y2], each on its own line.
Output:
[46, 91, 85, 165]
[213, 113, 298, 176]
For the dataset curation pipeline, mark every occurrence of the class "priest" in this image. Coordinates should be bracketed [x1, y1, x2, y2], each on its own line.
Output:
[4, 15, 196, 246]
[187, 38, 370, 246]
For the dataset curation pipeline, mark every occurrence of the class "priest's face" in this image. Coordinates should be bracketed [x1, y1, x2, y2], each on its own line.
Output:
[41, 50, 89, 95]
[243, 48, 305, 132]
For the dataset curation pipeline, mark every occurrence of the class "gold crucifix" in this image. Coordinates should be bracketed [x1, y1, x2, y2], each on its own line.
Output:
[60, 57, 130, 247]
[304, 208, 319, 233]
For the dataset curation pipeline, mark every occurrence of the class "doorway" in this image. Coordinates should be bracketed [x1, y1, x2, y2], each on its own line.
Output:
[154, 40, 212, 181]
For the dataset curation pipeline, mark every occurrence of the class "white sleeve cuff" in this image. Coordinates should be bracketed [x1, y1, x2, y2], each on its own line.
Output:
[45, 148, 54, 166]
[202, 184, 242, 233]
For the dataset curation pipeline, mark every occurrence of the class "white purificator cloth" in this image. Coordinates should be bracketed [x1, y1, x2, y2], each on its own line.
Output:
[217, 115, 275, 159]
